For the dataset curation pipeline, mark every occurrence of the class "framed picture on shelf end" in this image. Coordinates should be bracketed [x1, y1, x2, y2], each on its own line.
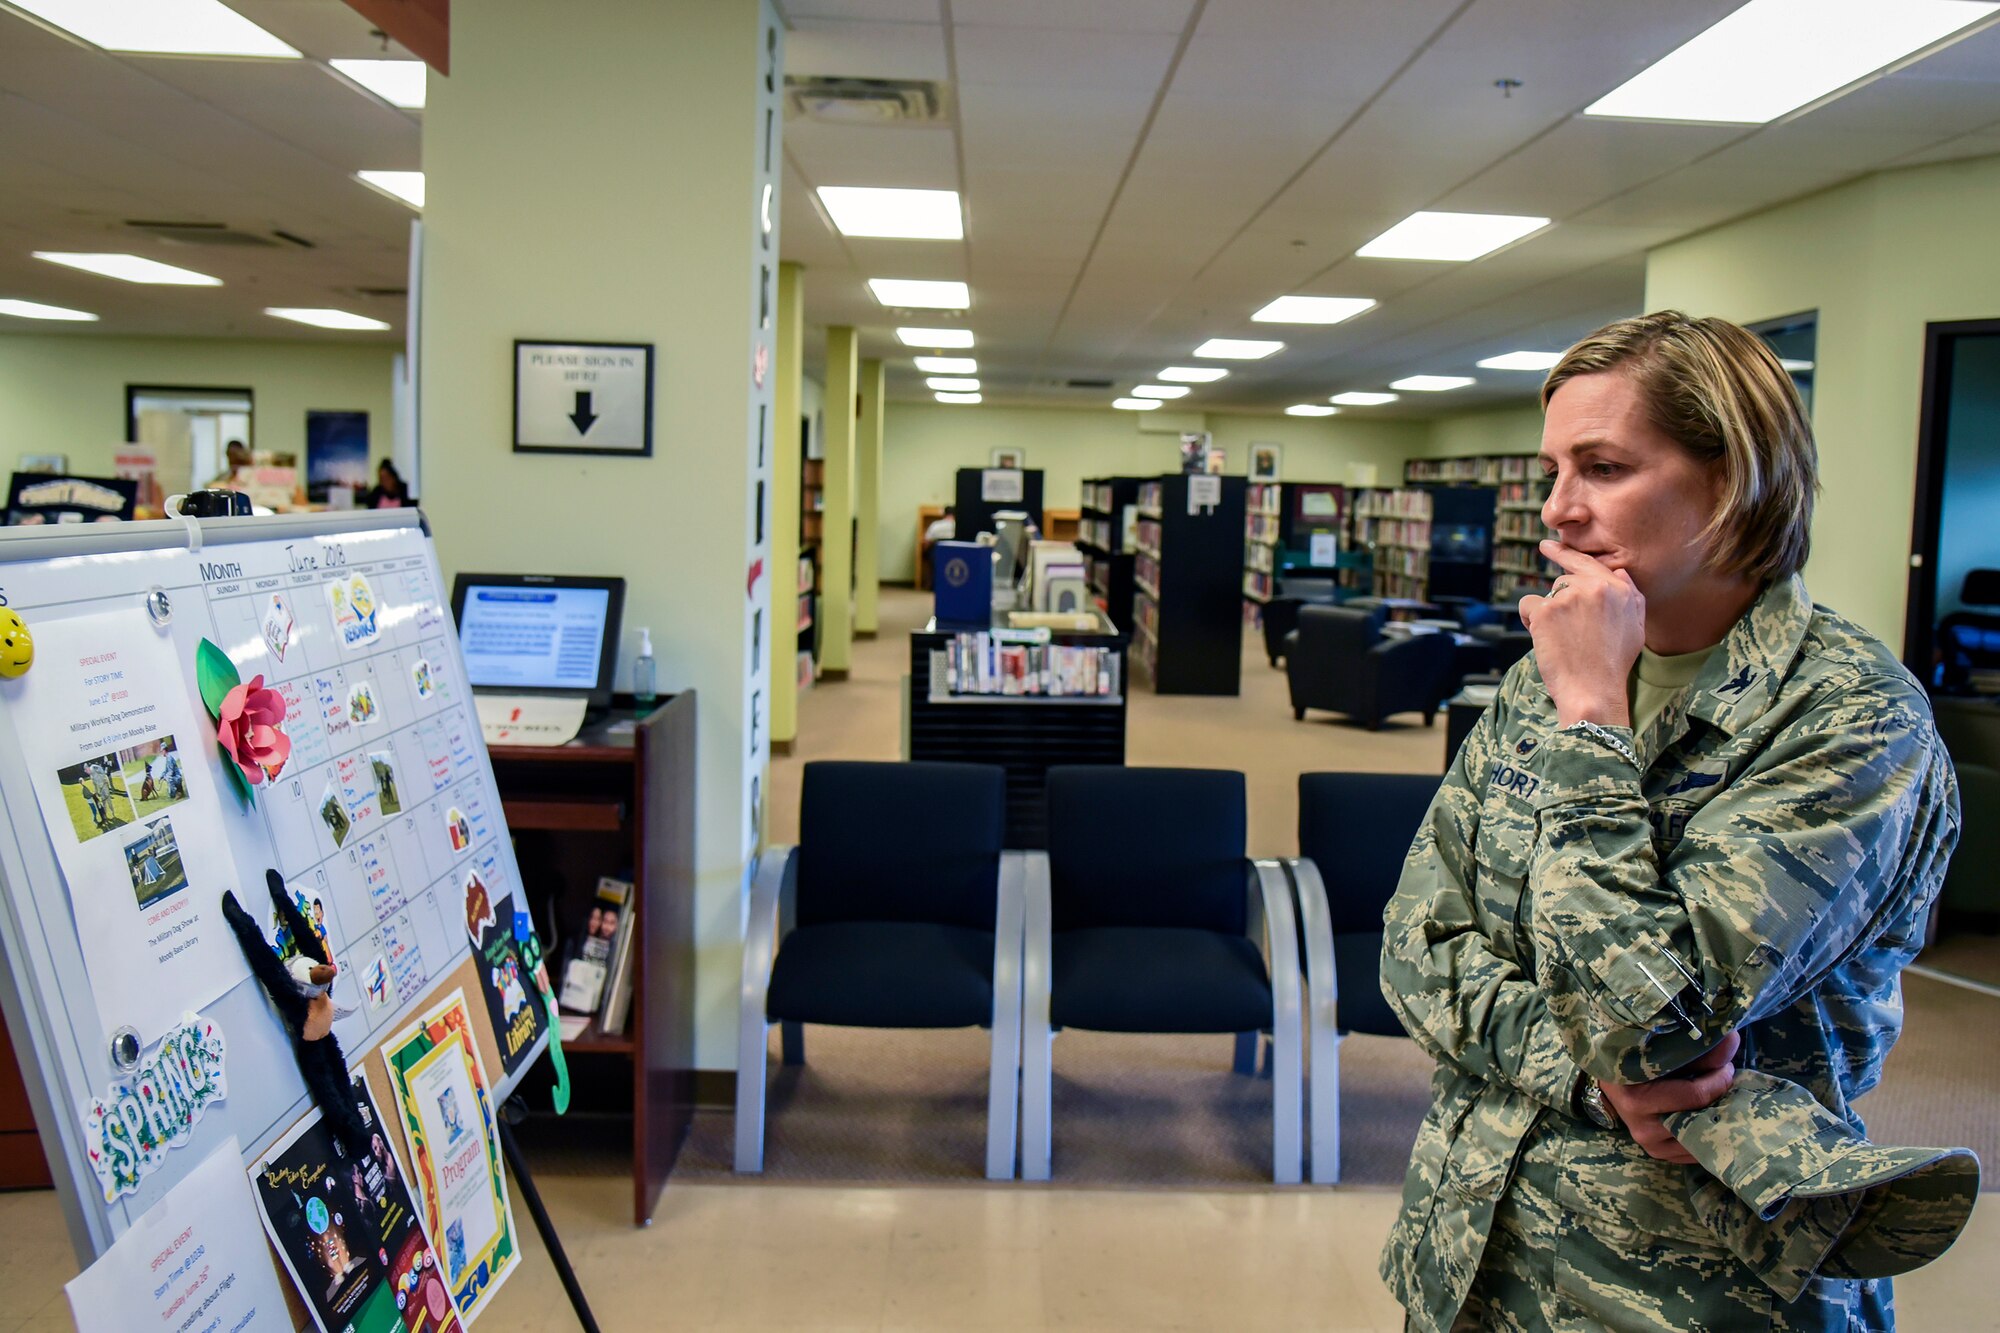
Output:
[1204, 448, 1227, 476]
[989, 447, 1025, 469]
[513, 340, 655, 457]
[1249, 442, 1282, 482]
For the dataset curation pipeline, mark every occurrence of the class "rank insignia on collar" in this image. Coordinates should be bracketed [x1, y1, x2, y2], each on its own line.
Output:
[1714, 664, 1759, 700]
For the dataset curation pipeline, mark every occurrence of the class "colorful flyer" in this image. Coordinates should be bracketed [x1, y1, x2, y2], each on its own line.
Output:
[249, 1076, 462, 1333]
[327, 571, 383, 653]
[381, 990, 516, 1321]
[66, 1138, 291, 1333]
[464, 868, 547, 1080]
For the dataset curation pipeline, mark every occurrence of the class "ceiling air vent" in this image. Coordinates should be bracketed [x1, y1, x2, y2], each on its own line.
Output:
[784, 76, 950, 126]
[124, 220, 276, 247]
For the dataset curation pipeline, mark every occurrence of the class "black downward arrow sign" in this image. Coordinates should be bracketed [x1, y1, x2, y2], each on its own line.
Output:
[569, 390, 598, 435]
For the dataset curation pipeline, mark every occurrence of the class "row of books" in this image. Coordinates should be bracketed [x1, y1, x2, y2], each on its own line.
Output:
[1361, 517, 1432, 549]
[1244, 569, 1274, 600]
[1496, 510, 1552, 541]
[557, 875, 639, 1040]
[1403, 454, 1538, 485]
[1245, 482, 1283, 516]
[1245, 513, 1281, 545]
[940, 634, 1119, 696]
[1496, 479, 1550, 509]
[1352, 488, 1434, 520]
[1245, 541, 1276, 573]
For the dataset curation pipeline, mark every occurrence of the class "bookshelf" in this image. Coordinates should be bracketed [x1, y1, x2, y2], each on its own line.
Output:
[1403, 454, 1550, 602]
[1133, 473, 1246, 695]
[1242, 481, 1346, 616]
[1078, 476, 1142, 633]
[492, 695, 697, 1223]
[1349, 487, 1433, 601]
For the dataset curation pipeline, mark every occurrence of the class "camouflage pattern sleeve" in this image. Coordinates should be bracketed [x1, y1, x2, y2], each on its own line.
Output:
[1380, 680, 1585, 1113]
[1527, 680, 1955, 1085]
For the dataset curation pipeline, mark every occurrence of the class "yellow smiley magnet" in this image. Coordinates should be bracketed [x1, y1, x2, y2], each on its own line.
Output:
[0, 609, 33, 678]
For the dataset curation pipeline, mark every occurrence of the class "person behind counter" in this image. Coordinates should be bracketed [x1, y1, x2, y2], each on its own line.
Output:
[206, 439, 251, 491]
[361, 460, 414, 509]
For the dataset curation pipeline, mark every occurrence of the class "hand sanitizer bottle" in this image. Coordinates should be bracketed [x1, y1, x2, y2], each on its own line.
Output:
[632, 627, 658, 710]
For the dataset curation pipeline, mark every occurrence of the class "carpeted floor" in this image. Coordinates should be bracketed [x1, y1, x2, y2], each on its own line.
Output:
[725, 587, 2000, 1191]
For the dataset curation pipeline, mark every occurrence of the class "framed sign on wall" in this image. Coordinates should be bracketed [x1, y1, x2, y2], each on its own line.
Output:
[512, 340, 655, 457]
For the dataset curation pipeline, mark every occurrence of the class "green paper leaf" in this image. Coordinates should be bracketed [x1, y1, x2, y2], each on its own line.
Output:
[195, 639, 240, 719]
[217, 740, 254, 805]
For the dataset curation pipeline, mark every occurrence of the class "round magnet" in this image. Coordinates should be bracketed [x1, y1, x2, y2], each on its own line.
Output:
[0, 609, 31, 679]
[145, 587, 173, 627]
[108, 1026, 141, 1073]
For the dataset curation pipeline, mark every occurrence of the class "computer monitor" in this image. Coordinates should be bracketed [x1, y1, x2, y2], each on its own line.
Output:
[450, 573, 626, 713]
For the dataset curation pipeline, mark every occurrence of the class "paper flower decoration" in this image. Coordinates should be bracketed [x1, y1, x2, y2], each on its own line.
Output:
[218, 675, 291, 784]
[196, 638, 291, 802]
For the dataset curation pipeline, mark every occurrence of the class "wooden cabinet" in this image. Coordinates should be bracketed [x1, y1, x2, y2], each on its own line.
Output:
[490, 693, 695, 1224]
[0, 1006, 52, 1190]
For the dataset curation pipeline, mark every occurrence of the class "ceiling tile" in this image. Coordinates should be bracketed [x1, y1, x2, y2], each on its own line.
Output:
[785, 18, 949, 79]
[952, 0, 1194, 33]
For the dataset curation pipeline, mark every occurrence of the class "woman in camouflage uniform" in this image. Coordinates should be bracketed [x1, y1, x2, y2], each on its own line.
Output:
[1379, 312, 1974, 1331]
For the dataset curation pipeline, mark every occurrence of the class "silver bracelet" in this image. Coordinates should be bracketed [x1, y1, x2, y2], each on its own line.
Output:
[1562, 719, 1637, 767]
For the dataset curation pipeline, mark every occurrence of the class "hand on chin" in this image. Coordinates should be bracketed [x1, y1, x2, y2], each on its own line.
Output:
[1518, 541, 1646, 728]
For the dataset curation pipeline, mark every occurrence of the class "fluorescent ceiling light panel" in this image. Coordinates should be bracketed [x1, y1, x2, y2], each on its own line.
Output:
[1390, 375, 1475, 392]
[817, 186, 963, 240]
[330, 59, 427, 108]
[1251, 295, 1376, 324]
[926, 376, 980, 392]
[913, 356, 976, 373]
[1112, 398, 1162, 411]
[1331, 391, 1398, 406]
[868, 278, 969, 309]
[0, 298, 97, 321]
[1285, 404, 1338, 417]
[33, 252, 220, 285]
[1158, 366, 1228, 383]
[897, 327, 974, 348]
[1779, 358, 1816, 372]
[265, 307, 391, 331]
[9, 0, 300, 56]
[1585, 0, 1999, 125]
[1478, 350, 1563, 371]
[1193, 338, 1283, 360]
[935, 392, 982, 404]
[356, 170, 425, 208]
[1131, 385, 1190, 399]
[1356, 211, 1549, 261]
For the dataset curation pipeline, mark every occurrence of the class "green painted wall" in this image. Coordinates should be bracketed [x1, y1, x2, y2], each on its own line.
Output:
[0, 332, 396, 478]
[1421, 403, 1544, 460]
[1647, 151, 2000, 643]
[876, 401, 1426, 581]
[422, 0, 778, 1069]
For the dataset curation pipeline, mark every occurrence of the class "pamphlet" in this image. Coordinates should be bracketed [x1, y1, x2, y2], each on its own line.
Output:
[381, 990, 517, 1322]
[66, 1138, 291, 1333]
[248, 1079, 462, 1333]
[3, 602, 250, 1048]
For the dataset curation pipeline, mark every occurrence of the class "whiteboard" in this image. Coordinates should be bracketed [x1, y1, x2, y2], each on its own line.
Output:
[0, 510, 548, 1261]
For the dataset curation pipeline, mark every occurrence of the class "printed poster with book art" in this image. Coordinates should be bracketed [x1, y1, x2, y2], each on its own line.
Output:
[382, 989, 517, 1322]
[461, 853, 550, 1079]
[1, 600, 250, 1049]
[249, 1075, 462, 1333]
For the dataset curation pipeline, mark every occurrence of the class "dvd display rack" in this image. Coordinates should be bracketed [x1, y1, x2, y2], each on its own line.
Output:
[1133, 473, 1246, 695]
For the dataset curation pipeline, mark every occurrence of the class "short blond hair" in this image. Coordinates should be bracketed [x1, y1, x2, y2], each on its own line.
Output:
[1542, 311, 1817, 583]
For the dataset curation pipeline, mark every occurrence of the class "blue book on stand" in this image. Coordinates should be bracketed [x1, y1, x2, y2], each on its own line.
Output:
[932, 540, 993, 626]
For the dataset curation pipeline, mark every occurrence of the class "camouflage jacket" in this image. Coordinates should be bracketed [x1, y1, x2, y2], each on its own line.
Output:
[1378, 577, 1969, 1330]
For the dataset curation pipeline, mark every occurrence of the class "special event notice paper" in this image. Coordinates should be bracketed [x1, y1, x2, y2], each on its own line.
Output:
[65, 1136, 291, 1333]
[381, 988, 517, 1324]
[6, 603, 250, 1048]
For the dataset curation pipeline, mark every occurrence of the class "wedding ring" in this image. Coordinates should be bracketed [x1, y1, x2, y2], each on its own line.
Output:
[1548, 579, 1569, 597]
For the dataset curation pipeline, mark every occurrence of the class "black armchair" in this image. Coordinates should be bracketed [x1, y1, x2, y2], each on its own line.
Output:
[736, 760, 1024, 1178]
[1020, 766, 1305, 1182]
[1260, 576, 1342, 667]
[1287, 771, 1441, 1183]
[1285, 605, 1454, 728]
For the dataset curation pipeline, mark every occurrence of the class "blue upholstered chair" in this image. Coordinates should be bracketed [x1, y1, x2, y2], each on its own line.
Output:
[735, 761, 1025, 1179]
[1020, 766, 1305, 1183]
[1286, 771, 1442, 1183]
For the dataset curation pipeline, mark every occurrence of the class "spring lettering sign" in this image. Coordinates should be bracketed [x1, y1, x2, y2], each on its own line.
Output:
[82, 1013, 227, 1202]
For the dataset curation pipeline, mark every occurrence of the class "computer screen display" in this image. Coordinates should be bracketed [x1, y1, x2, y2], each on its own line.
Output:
[450, 574, 626, 706]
